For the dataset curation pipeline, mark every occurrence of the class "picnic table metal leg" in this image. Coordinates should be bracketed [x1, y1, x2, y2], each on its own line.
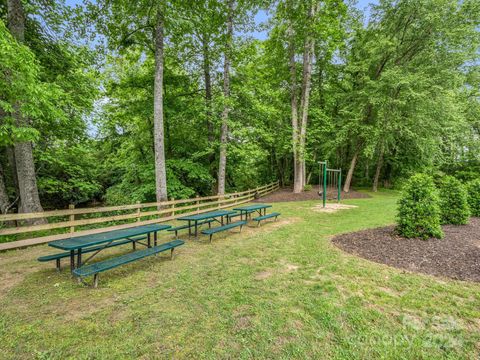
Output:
[195, 220, 198, 238]
[77, 248, 82, 268]
[154, 231, 158, 246]
[221, 216, 224, 226]
[188, 220, 192, 237]
[147, 233, 151, 248]
[70, 250, 75, 272]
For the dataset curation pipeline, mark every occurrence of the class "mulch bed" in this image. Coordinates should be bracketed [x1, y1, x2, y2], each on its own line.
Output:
[254, 186, 370, 203]
[332, 218, 480, 283]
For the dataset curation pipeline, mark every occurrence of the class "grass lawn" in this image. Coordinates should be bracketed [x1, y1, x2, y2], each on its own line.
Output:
[0, 191, 479, 359]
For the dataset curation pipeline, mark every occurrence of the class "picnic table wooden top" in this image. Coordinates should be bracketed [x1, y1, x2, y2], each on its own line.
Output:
[177, 210, 236, 222]
[48, 224, 171, 251]
[233, 204, 272, 212]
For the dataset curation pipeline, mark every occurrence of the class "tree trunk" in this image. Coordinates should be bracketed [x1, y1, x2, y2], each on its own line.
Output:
[203, 35, 213, 142]
[202, 33, 216, 192]
[153, 7, 168, 202]
[217, 0, 234, 196]
[288, 23, 303, 193]
[301, 160, 306, 188]
[372, 142, 384, 192]
[7, 0, 24, 42]
[8, 0, 45, 222]
[343, 149, 359, 193]
[305, 152, 316, 185]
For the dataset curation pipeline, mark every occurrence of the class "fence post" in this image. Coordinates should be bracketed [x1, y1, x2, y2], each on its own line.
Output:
[136, 201, 141, 222]
[171, 198, 175, 217]
[196, 195, 200, 213]
[69, 204, 75, 233]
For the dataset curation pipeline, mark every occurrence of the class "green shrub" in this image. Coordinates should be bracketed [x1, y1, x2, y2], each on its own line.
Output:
[303, 184, 313, 191]
[438, 176, 470, 225]
[466, 179, 480, 217]
[396, 173, 444, 239]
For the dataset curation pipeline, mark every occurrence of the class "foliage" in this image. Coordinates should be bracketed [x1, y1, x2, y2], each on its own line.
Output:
[466, 179, 480, 217]
[303, 184, 312, 191]
[0, 20, 60, 145]
[36, 141, 102, 207]
[102, 158, 214, 205]
[396, 174, 443, 239]
[438, 176, 470, 225]
[1, 0, 479, 210]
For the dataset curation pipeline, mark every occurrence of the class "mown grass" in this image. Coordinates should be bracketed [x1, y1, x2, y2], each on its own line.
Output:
[0, 190, 479, 359]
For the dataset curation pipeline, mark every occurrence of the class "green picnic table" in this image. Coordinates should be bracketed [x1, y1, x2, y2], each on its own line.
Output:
[177, 210, 236, 238]
[233, 204, 272, 221]
[48, 224, 171, 272]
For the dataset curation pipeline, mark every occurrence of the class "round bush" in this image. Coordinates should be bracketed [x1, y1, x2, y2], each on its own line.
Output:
[438, 176, 470, 225]
[466, 179, 480, 217]
[396, 173, 444, 239]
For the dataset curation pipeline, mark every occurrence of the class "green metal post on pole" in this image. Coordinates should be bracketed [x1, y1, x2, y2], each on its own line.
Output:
[323, 160, 327, 208]
[338, 169, 342, 203]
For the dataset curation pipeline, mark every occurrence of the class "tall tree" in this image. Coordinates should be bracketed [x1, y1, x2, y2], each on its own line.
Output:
[217, 0, 234, 195]
[286, 0, 342, 193]
[86, 0, 171, 202]
[297, 2, 317, 191]
[153, 6, 168, 202]
[288, 22, 301, 193]
[7, 0, 45, 219]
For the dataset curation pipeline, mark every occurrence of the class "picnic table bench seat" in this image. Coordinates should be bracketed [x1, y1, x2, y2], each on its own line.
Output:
[38, 235, 147, 270]
[167, 219, 214, 237]
[72, 239, 185, 287]
[201, 220, 246, 242]
[253, 212, 281, 226]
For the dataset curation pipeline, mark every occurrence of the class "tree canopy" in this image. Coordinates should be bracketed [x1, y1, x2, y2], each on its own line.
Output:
[0, 0, 478, 212]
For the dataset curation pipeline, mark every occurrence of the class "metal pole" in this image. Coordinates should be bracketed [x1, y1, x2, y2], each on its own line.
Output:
[338, 170, 342, 203]
[323, 160, 327, 208]
[318, 161, 324, 196]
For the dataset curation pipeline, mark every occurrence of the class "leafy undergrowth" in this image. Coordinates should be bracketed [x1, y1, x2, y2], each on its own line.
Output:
[0, 191, 479, 359]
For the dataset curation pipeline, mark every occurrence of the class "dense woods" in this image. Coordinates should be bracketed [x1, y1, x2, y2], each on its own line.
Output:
[0, 0, 479, 213]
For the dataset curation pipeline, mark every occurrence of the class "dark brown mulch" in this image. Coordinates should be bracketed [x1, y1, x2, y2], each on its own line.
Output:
[332, 218, 480, 283]
[254, 186, 370, 203]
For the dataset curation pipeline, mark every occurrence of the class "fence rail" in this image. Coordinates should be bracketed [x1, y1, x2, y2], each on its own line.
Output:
[0, 181, 280, 251]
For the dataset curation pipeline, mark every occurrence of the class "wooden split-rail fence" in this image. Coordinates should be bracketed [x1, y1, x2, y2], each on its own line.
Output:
[0, 181, 280, 251]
